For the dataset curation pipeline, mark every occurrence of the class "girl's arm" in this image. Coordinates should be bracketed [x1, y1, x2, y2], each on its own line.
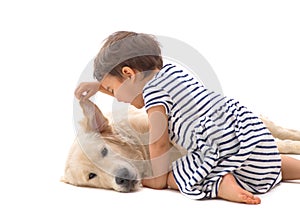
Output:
[142, 105, 171, 189]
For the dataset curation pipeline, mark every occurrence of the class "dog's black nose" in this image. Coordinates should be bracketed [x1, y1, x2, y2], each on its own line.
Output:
[115, 176, 130, 185]
[115, 168, 138, 191]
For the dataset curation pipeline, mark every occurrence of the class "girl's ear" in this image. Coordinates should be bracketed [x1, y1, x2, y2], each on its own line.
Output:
[121, 66, 136, 79]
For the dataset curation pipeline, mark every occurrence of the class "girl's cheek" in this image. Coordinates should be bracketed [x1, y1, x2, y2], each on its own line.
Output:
[115, 88, 135, 103]
[115, 80, 140, 103]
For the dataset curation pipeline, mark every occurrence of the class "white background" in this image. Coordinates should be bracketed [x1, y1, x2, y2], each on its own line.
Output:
[0, 0, 299, 212]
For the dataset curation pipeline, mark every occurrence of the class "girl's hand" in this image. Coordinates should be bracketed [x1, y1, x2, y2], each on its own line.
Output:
[74, 82, 100, 100]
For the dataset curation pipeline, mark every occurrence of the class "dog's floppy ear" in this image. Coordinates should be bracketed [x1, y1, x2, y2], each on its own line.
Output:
[79, 99, 111, 133]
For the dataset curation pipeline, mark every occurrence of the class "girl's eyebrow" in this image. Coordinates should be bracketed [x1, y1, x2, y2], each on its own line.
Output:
[99, 85, 107, 91]
[100, 84, 110, 91]
[99, 85, 111, 94]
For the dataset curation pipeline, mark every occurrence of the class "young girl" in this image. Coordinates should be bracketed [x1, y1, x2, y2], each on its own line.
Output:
[75, 31, 300, 204]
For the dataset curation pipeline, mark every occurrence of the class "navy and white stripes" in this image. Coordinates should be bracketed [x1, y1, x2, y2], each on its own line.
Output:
[143, 64, 281, 200]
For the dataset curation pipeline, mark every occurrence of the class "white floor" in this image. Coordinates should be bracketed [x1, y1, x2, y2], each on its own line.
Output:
[4, 155, 298, 213]
[54, 177, 300, 213]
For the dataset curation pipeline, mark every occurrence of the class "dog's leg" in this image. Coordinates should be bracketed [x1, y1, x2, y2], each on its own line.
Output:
[275, 138, 300, 154]
[260, 115, 300, 141]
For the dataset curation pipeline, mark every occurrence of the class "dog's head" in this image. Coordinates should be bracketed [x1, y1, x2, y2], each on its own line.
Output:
[61, 100, 145, 192]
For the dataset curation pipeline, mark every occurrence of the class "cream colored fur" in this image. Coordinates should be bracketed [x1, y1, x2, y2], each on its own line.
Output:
[62, 100, 300, 192]
[260, 115, 300, 154]
[62, 100, 185, 192]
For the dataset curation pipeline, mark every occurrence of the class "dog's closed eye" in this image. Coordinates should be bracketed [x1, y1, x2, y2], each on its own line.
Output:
[88, 173, 97, 180]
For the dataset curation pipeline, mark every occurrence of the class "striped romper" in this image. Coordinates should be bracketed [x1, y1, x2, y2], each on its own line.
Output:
[143, 63, 282, 200]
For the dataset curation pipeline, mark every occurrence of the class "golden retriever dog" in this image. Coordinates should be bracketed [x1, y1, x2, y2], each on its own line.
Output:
[62, 99, 186, 192]
[61, 99, 300, 192]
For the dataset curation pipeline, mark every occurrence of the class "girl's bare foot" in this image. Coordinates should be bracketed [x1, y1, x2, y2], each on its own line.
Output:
[217, 173, 261, 204]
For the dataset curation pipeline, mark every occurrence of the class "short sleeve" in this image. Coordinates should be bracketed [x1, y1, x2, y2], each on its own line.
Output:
[143, 85, 173, 114]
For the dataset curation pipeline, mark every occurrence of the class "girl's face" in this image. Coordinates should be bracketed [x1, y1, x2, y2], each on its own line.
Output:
[100, 73, 145, 109]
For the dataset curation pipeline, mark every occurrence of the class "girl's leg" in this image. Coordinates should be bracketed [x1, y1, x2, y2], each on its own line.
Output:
[217, 155, 300, 204]
[168, 171, 261, 204]
[281, 155, 300, 180]
[218, 173, 261, 204]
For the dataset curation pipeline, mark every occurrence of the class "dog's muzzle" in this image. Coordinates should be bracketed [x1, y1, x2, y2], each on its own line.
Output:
[115, 168, 139, 192]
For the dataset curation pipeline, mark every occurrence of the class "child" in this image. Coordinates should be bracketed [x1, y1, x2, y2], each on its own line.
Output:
[75, 31, 300, 204]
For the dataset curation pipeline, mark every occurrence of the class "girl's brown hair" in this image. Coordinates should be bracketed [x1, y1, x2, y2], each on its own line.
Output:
[93, 31, 163, 81]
